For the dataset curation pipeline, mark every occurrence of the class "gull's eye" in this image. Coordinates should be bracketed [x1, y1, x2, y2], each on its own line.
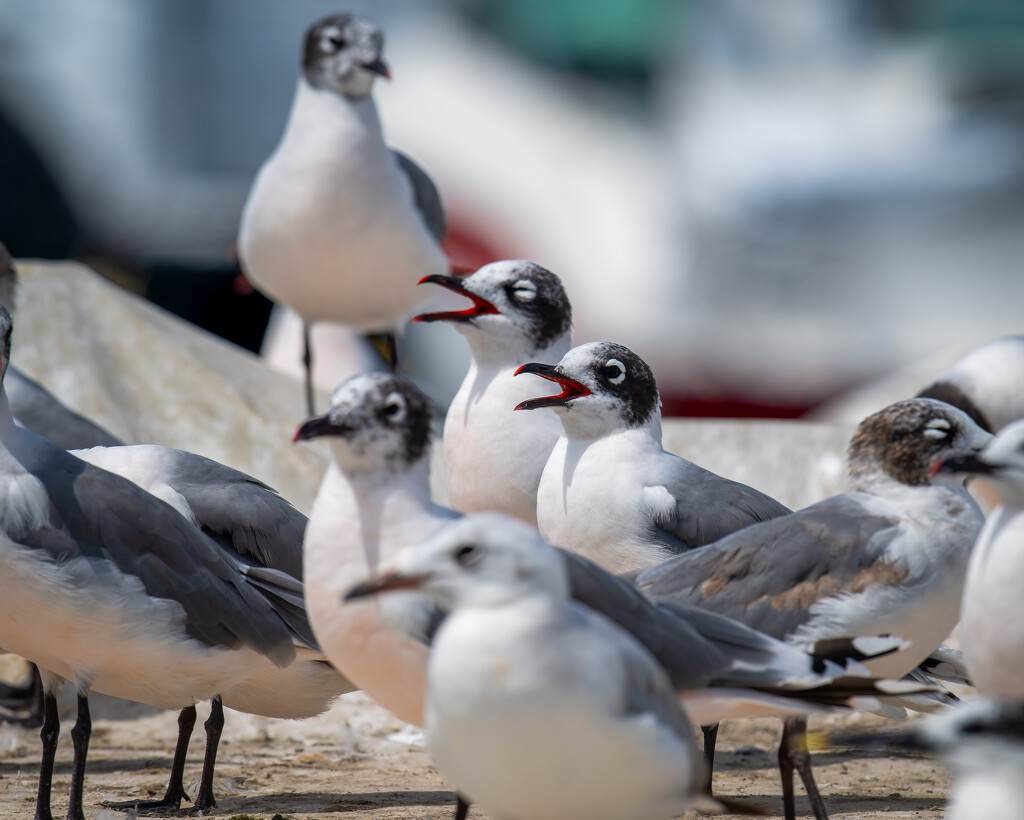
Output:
[322, 29, 346, 52]
[510, 279, 537, 303]
[454, 544, 479, 567]
[602, 359, 626, 385]
[381, 391, 407, 422]
[923, 418, 952, 441]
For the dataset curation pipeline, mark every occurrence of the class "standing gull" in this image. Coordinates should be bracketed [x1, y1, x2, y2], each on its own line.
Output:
[413, 261, 573, 524]
[344, 514, 732, 820]
[71, 443, 355, 811]
[636, 398, 991, 820]
[516, 341, 791, 573]
[0, 306, 336, 820]
[239, 12, 448, 412]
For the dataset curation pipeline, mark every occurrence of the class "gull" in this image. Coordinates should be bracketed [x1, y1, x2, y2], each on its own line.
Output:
[239, 12, 448, 413]
[936, 418, 1024, 698]
[296, 372, 921, 735]
[0, 242, 120, 449]
[636, 397, 991, 820]
[0, 306, 345, 820]
[413, 260, 573, 525]
[343, 514, 732, 820]
[515, 341, 791, 573]
[71, 442, 355, 811]
[917, 335, 1024, 434]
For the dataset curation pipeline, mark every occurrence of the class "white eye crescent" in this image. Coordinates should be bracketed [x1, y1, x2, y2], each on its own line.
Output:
[924, 418, 951, 440]
[602, 359, 626, 385]
[381, 391, 408, 422]
[511, 279, 537, 302]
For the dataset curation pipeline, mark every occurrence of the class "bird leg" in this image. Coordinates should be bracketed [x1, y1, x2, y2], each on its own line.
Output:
[454, 794, 470, 820]
[303, 323, 315, 417]
[33, 690, 59, 820]
[66, 692, 92, 820]
[366, 331, 399, 372]
[778, 716, 828, 820]
[192, 697, 224, 812]
[701, 723, 720, 794]
[103, 705, 197, 813]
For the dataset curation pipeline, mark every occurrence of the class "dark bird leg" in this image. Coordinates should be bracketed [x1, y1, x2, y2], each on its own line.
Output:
[103, 705, 197, 812]
[454, 794, 470, 820]
[66, 692, 92, 820]
[701, 723, 720, 793]
[303, 323, 315, 417]
[779, 716, 828, 820]
[33, 690, 59, 820]
[192, 697, 225, 813]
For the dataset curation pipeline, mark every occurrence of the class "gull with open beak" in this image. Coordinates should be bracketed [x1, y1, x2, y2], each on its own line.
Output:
[414, 261, 573, 525]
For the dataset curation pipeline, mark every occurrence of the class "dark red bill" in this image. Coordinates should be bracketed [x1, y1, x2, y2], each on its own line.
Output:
[294, 415, 353, 442]
[413, 274, 498, 323]
[514, 363, 591, 410]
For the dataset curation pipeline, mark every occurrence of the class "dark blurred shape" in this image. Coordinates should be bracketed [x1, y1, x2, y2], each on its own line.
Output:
[0, 109, 77, 258]
[145, 264, 274, 354]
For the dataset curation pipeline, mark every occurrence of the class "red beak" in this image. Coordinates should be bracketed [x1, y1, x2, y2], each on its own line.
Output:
[513, 363, 591, 410]
[413, 274, 498, 323]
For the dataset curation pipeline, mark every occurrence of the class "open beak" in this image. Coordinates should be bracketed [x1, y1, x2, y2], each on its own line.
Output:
[343, 570, 430, 601]
[293, 414, 352, 443]
[413, 274, 498, 323]
[930, 452, 996, 477]
[362, 57, 391, 80]
[513, 362, 592, 410]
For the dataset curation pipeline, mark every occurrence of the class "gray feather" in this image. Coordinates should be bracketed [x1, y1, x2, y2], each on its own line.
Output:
[393, 149, 445, 241]
[8, 366, 121, 449]
[636, 494, 901, 640]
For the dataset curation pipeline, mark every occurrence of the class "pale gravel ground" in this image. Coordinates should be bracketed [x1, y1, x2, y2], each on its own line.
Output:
[0, 690, 949, 820]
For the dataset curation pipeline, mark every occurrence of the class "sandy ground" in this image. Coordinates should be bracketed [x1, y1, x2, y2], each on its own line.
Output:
[0, 687, 949, 820]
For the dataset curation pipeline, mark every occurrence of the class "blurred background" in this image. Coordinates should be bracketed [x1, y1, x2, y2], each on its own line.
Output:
[0, 0, 1022, 418]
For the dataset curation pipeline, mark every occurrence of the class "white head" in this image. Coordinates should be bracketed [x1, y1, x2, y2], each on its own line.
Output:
[514, 341, 661, 439]
[294, 371, 433, 475]
[301, 13, 389, 100]
[917, 336, 1024, 434]
[846, 398, 993, 491]
[344, 513, 570, 611]
[414, 261, 573, 362]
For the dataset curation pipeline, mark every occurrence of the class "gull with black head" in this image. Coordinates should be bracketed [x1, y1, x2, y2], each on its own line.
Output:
[516, 341, 791, 573]
[414, 260, 573, 524]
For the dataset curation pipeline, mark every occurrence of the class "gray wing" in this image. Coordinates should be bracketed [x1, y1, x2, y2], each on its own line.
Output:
[392, 149, 446, 241]
[8, 366, 121, 449]
[636, 494, 902, 641]
[155, 448, 306, 580]
[24, 441, 299, 667]
[562, 548, 879, 692]
[649, 458, 791, 554]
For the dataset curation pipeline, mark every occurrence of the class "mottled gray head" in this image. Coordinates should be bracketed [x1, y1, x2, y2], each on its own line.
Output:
[847, 398, 992, 488]
[302, 13, 388, 99]
[294, 371, 432, 473]
[0, 304, 11, 382]
[516, 341, 661, 435]
[0, 242, 15, 313]
[415, 261, 573, 357]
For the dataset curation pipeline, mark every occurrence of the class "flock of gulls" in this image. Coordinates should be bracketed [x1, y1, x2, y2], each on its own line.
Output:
[3, 11, 1024, 820]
